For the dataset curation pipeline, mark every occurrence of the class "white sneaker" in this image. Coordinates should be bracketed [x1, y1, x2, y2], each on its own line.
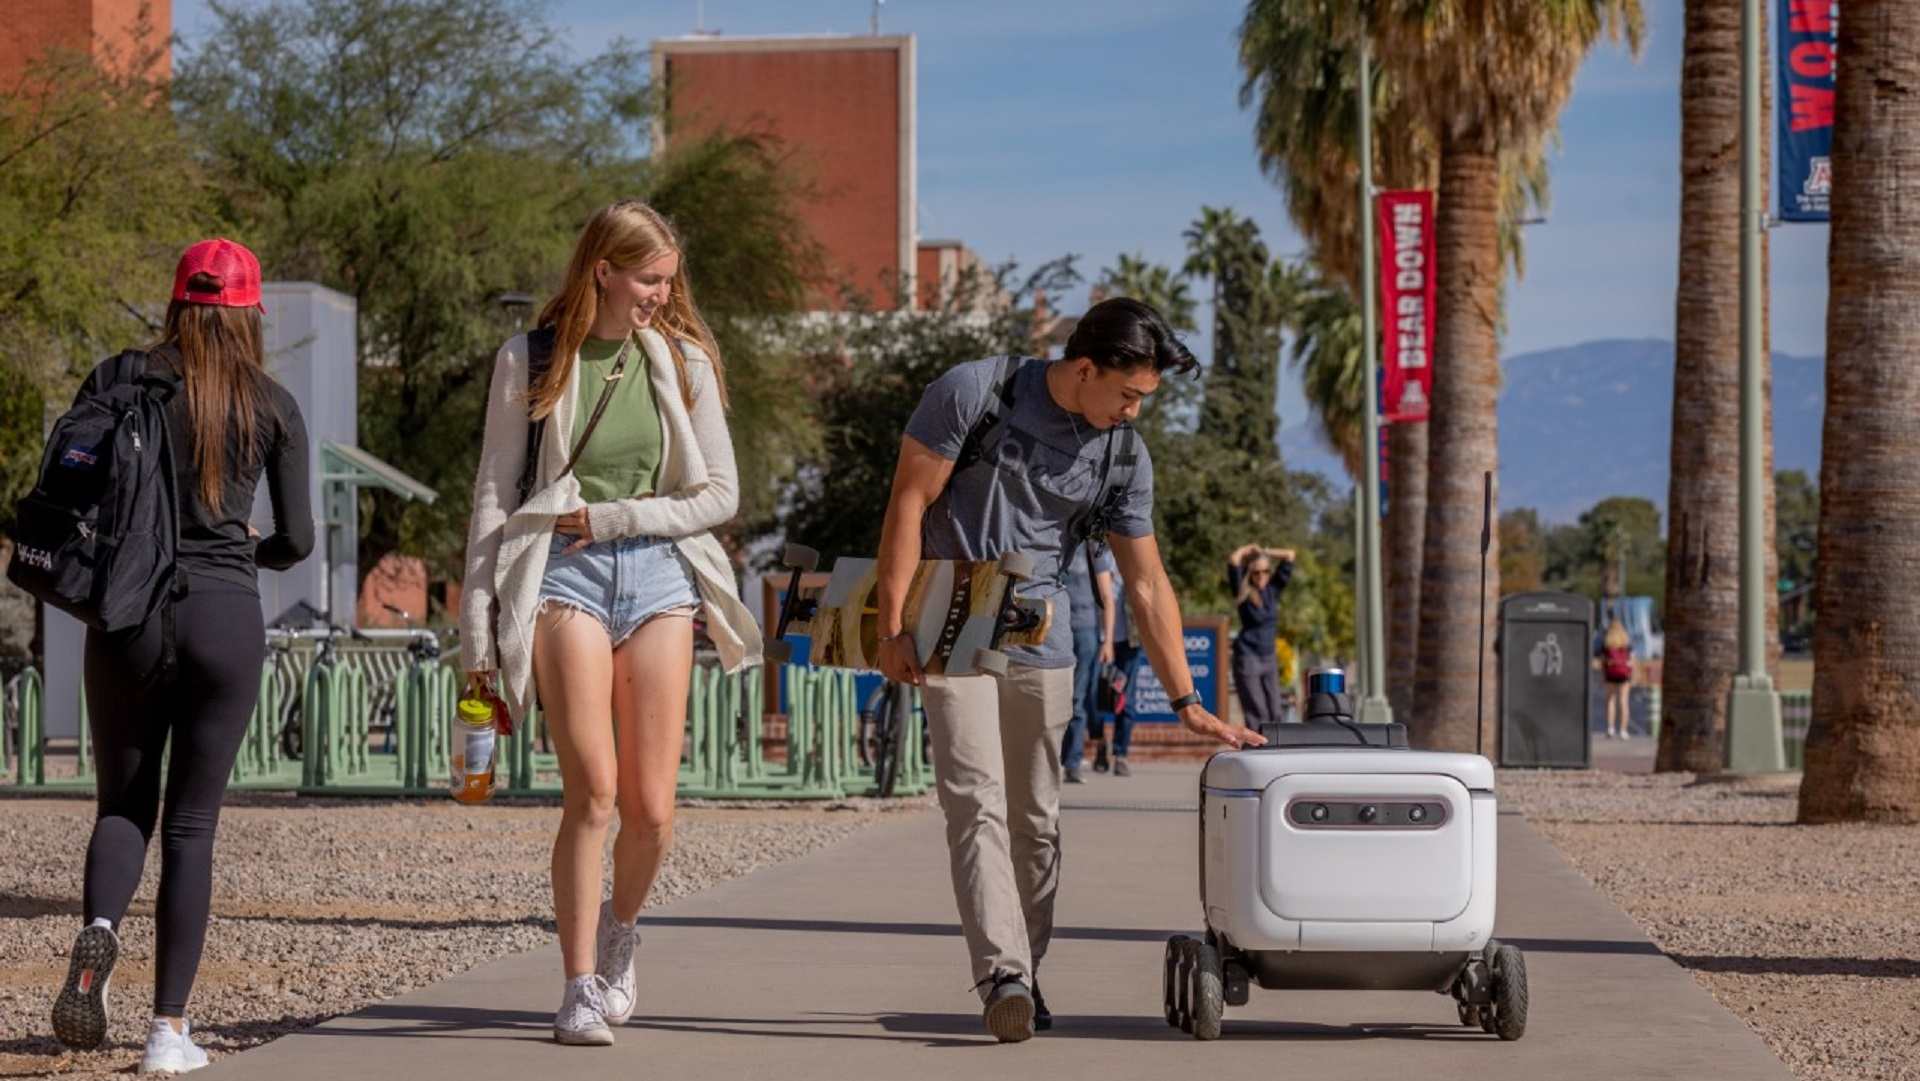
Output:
[553, 975, 615, 1046]
[594, 901, 638, 1024]
[138, 1018, 209, 1074]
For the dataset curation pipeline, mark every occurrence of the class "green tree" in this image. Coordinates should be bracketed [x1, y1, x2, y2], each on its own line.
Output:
[174, 0, 817, 579]
[1385, 0, 1643, 752]
[1236, 0, 1553, 727]
[1283, 267, 1365, 476]
[1539, 496, 1665, 608]
[1092, 253, 1197, 332]
[1774, 469, 1817, 595]
[0, 17, 207, 456]
[1182, 207, 1285, 457]
[1499, 507, 1546, 594]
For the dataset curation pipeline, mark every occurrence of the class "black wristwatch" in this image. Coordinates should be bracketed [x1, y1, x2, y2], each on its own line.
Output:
[1169, 692, 1203, 713]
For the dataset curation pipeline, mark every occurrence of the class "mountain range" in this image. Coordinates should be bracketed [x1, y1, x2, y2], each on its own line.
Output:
[1277, 338, 1827, 525]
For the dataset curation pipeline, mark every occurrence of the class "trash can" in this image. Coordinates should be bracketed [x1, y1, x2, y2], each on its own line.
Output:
[1497, 592, 1593, 768]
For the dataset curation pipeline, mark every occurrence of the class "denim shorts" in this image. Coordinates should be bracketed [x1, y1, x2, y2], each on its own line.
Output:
[537, 533, 700, 644]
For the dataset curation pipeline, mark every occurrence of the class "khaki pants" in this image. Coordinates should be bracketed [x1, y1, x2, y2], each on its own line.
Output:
[920, 664, 1074, 997]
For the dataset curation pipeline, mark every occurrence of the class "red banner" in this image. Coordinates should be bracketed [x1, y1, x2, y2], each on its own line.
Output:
[1377, 190, 1435, 423]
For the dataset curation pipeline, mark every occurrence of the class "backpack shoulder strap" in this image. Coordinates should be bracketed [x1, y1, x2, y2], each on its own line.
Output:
[516, 327, 559, 508]
[952, 356, 1019, 473]
[525, 326, 557, 387]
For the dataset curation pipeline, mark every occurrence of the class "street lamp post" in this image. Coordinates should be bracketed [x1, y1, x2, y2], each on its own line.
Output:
[1726, 0, 1784, 771]
[1356, 34, 1392, 725]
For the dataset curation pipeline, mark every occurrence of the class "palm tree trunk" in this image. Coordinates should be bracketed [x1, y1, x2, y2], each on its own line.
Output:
[1412, 136, 1502, 755]
[1799, 0, 1920, 823]
[1387, 419, 1427, 721]
[1660, 0, 1751, 771]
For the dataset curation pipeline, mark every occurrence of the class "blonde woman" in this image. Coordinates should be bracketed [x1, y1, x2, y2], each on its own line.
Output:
[1227, 543, 1295, 730]
[459, 201, 761, 1045]
[1598, 620, 1634, 740]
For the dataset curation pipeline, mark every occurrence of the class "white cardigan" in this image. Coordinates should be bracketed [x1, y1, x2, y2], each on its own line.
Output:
[458, 327, 762, 720]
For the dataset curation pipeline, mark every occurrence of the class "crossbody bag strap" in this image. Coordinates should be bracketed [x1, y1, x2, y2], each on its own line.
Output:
[558, 335, 632, 480]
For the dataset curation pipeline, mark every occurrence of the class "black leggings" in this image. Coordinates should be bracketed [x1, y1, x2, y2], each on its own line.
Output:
[82, 580, 264, 1016]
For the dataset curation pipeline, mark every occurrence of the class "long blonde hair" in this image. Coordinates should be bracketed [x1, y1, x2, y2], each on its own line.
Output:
[1604, 620, 1630, 650]
[527, 200, 726, 419]
[161, 275, 270, 515]
[1236, 552, 1274, 609]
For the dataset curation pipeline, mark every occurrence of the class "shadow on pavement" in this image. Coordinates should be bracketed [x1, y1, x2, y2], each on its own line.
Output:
[635, 915, 1173, 943]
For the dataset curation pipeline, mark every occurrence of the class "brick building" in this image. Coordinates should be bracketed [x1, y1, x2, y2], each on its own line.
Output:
[653, 33, 943, 312]
[0, 0, 169, 84]
[651, 32, 1006, 316]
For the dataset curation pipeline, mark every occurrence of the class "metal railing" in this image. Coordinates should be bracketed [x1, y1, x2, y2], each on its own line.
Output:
[1, 643, 932, 800]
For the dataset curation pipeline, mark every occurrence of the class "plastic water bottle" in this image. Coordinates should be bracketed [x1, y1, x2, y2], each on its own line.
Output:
[450, 695, 498, 804]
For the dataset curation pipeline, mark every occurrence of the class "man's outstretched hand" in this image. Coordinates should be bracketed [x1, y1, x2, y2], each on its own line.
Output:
[1179, 704, 1266, 748]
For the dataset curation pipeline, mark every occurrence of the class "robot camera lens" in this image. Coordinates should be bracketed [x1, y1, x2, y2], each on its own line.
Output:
[1310, 804, 1329, 822]
[1358, 804, 1378, 823]
[1408, 805, 1427, 823]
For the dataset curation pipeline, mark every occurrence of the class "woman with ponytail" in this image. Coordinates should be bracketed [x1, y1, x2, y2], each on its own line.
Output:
[459, 201, 761, 1045]
[50, 238, 313, 1073]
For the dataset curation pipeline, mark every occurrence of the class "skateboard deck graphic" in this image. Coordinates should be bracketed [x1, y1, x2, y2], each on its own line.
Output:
[772, 550, 1049, 677]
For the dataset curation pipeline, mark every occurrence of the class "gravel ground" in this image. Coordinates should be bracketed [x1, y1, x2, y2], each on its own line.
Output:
[0, 792, 916, 1079]
[1500, 762, 1920, 1081]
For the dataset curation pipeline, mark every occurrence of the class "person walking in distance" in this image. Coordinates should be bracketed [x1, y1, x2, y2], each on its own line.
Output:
[873, 298, 1263, 1043]
[1089, 560, 1141, 777]
[1059, 545, 1117, 784]
[459, 201, 761, 1046]
[1598, 619, 1635, 740]
[49, 239, 314, 1074]
[1228, 543, 1295, 731]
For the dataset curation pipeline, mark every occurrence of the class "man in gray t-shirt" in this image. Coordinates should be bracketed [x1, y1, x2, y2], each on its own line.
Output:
[905, 354, 1152, 668]
[871, 298, 1264, 1043]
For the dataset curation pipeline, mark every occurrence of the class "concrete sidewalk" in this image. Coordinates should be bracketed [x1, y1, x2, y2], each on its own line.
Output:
[200, 764, 1790, 1081]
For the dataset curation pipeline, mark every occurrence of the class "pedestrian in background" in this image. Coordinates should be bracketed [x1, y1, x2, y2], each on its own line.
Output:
[1089, 563, 1138, 776]
[1227, 543, 1295, 731]
[1060, 546, 1116, 784]
[1599, 619, 1635, 740]
[51, 239, 314, 1074]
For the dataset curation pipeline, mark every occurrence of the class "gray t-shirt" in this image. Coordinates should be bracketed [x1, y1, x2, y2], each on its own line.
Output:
[905, 356, 1156, 668]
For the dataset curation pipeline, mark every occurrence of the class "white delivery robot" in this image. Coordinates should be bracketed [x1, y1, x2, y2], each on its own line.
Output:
[1165, 667, 1528, 1041]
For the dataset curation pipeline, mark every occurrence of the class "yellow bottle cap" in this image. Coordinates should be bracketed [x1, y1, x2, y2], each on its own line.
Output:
[457, 697, 494, 726]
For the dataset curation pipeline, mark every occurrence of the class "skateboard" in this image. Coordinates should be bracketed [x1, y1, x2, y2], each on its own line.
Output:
[767, 545, 1050, 676]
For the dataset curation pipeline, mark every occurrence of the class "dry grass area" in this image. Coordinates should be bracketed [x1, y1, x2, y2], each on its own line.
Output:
[1501, 764, 1919, 1081]
[0, 793, 908, 1079]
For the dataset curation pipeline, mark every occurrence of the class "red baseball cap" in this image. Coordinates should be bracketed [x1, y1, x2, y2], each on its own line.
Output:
[172, 238, 264, 308]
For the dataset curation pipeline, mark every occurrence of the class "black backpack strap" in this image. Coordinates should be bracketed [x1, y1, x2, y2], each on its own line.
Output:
[1068, 423, 1140, 578]
[952, 356, 1019, 474]
[516, 326, 558, 507]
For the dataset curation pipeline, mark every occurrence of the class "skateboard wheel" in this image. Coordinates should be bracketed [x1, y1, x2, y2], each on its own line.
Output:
[782, 543, 820, 571]
[997, 552, 1036, 580]
[972, 648, 1009, 676]
[765, 640, 793, 664]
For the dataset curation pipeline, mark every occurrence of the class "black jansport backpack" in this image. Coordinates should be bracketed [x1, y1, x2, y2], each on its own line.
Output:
[7, 349, 182, 631]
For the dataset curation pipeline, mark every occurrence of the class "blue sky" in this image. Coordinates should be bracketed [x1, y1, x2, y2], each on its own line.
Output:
[173, 0, 1832, 460]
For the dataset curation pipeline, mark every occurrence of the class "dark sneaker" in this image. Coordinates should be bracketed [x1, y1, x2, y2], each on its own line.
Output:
[1064, 768, 1085, 785]
[53, 921, 118, 1051]
[982, 976, 1035, 1043]
[1032, 982, 1052, 1031]
[1092, 743, 1110, 773]
[1113, 756, 1132, 777]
